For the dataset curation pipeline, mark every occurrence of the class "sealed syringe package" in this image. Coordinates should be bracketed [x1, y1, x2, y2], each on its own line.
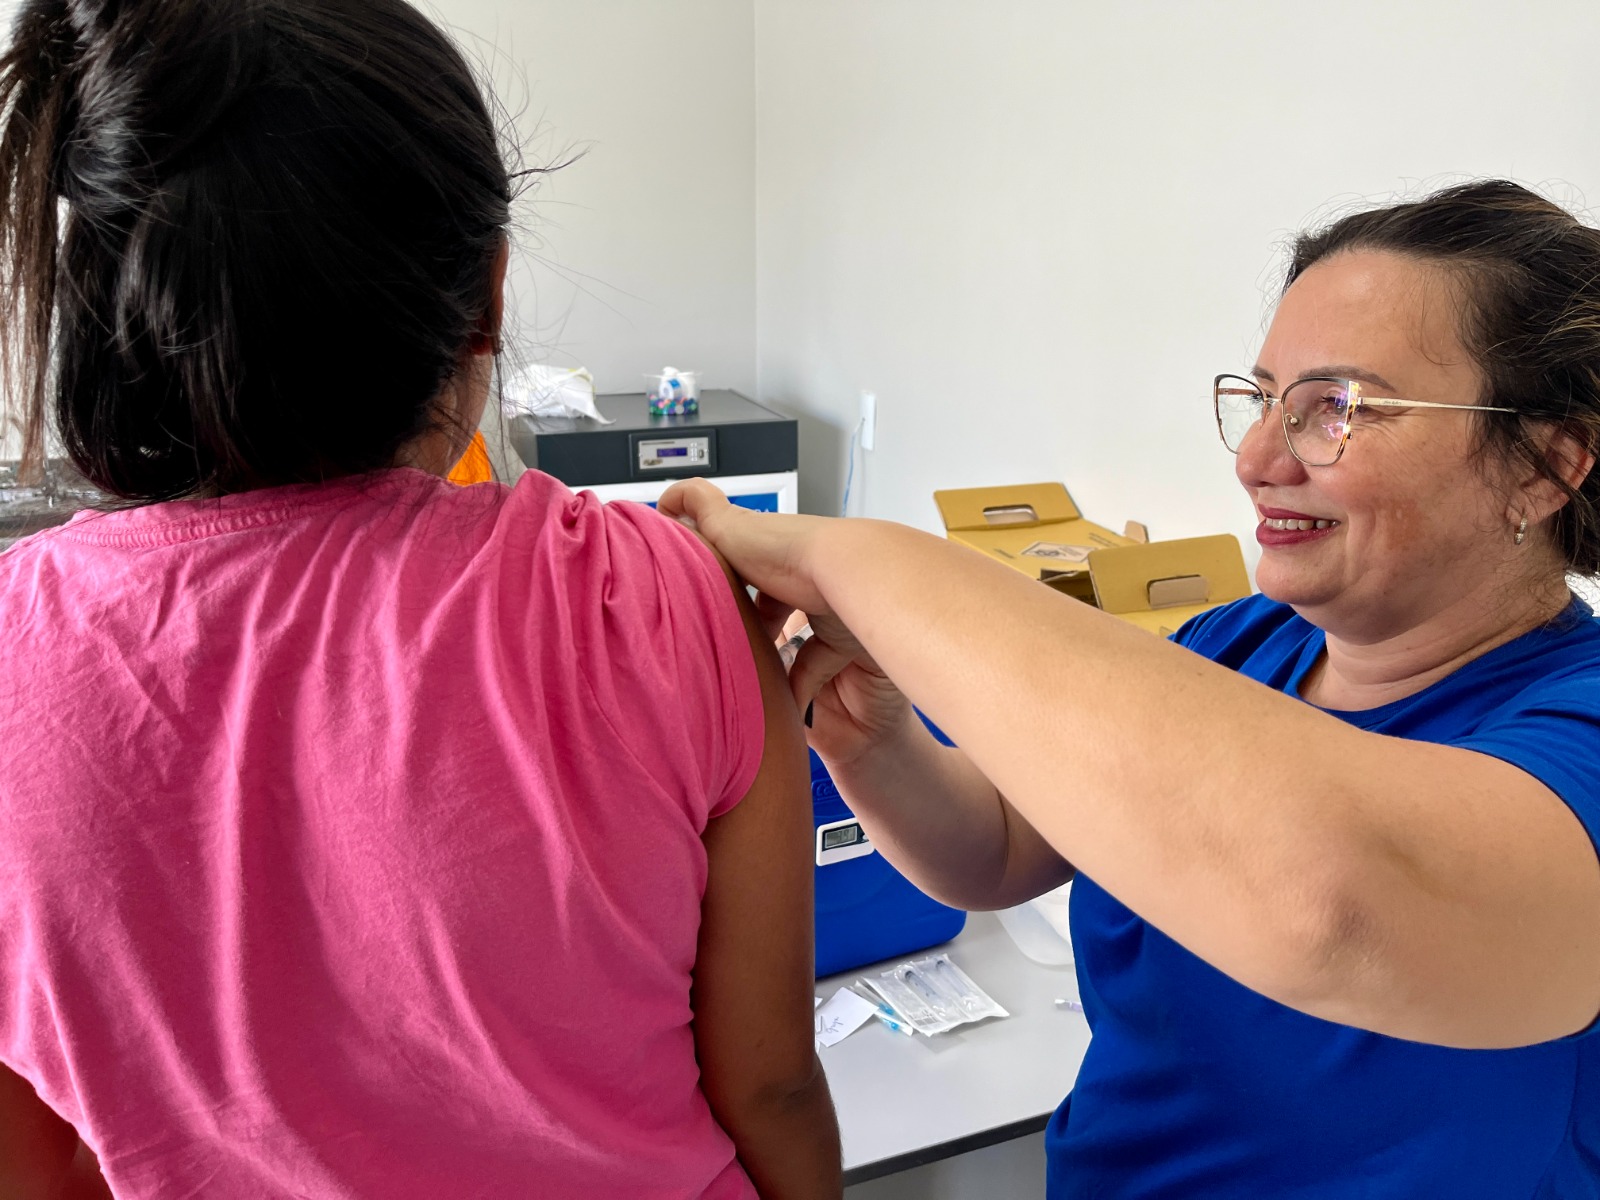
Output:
[863, 953, 1009, 1036]
[862, 970, 958, 1036]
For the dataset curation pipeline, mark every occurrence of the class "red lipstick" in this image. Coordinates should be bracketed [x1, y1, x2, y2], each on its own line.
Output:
[1255, 506, 1340, 548]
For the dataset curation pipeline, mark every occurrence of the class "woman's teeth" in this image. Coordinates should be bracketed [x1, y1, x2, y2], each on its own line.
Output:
[1264, 517, 1335, 531]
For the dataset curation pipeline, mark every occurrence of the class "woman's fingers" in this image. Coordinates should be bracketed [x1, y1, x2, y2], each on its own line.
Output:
[778, 608, 811, 642]
[658, 477, 730, 529]
[660, 480, 836, 615]
[788, 634, 856, 711]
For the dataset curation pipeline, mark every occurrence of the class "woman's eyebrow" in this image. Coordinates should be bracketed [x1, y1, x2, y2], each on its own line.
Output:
[1250, 364, 1397, 390]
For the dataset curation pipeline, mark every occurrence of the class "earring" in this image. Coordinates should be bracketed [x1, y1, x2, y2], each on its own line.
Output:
[1514, 516, 1528, 546]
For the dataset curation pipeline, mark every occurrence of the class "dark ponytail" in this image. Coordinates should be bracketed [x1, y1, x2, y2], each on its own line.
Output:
[0, 0, 514, 500]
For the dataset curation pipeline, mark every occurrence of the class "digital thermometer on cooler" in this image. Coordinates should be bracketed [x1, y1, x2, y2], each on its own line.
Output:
[815, 817, 875, 866]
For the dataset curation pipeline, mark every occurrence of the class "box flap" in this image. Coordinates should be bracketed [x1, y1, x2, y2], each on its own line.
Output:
[934, 483, 1082, 532]
[1087, 535, 1251, 616]
[932, 482, 1250, 634]
[948, 517, 1131, 583]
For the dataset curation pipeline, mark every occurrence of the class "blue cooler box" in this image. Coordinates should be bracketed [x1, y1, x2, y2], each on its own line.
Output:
[811, 719, 967, 977]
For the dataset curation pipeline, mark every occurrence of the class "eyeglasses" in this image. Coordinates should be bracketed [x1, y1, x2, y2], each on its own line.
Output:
[1212, 374, 1516, 467]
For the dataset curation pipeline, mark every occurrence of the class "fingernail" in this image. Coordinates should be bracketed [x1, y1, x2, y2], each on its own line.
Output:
[804, 702, 814, 728]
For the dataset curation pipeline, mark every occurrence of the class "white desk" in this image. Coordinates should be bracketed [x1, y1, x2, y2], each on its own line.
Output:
[816, 910, 1091, 1185]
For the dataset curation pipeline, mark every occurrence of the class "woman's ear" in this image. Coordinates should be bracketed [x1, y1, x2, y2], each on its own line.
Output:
[1517, 423, 1598, 524]
[467, 239, 510, 356]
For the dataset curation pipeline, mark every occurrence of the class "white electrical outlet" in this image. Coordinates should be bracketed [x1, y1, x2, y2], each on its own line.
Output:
[860, 391, 877, 451]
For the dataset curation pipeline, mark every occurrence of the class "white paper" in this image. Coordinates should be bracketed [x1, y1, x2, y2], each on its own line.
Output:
[501, 363, 613, 424]
[813, 986, 879, 1048]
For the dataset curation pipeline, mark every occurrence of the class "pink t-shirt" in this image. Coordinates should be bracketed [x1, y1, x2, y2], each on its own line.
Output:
[0, 468, 764, 1198]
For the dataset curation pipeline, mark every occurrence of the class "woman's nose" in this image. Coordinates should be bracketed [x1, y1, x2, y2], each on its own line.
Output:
[1234, 409, 1307, 487]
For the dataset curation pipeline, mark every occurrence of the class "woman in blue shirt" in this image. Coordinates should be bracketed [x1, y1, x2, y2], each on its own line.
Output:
[664, 179, 1600, 1197]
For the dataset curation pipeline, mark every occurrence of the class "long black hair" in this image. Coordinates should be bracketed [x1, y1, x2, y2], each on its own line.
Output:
[0, 0, 514, 500]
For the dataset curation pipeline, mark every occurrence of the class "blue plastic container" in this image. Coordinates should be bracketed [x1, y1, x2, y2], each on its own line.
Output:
[811, 717, 967, 977]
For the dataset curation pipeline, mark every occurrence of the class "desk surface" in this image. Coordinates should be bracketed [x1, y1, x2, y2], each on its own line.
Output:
[817, 910, 1090, 1184]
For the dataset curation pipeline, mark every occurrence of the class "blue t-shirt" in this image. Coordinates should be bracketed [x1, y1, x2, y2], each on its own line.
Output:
[1046, 593, 1600, 1198]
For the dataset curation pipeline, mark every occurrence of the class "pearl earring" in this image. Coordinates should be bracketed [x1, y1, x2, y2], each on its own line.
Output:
[1514, 516, 1528, 546]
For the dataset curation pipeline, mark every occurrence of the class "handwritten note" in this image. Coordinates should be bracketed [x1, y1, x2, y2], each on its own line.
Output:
[813, 987, 880, 1048]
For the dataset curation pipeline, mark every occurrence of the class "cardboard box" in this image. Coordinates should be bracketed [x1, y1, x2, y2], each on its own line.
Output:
[1087, 535, 1252, 637]
[933, 483, 1251, 633]
[933, 482, 1137, 604]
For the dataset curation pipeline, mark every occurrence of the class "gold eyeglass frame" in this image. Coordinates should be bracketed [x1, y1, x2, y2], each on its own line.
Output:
[1212, 373, 1517, 466]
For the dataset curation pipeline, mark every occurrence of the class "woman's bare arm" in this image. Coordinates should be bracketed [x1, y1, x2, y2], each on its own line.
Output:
[821, 705, 1072, 911]
[691, 549, 841, 1198]
[663, 485, 1600, 1050]
[778, 618, 1070, 911]
[0, 1063, 111, 1200]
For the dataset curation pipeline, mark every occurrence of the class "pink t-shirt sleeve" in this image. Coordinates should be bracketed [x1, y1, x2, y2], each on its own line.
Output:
[512, 482, 765, 824]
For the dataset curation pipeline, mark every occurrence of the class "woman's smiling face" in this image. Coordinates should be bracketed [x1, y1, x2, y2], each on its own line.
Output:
[1238, 249, 1523, 639]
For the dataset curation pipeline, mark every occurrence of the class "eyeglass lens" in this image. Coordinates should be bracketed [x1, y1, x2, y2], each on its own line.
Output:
[1215, 377, 1264, 452]
[1215, 376, 1351, 465]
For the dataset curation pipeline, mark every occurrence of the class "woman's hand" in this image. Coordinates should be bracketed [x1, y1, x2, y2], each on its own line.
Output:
[786, 611, 914, 768]
[665, 478, 1074, 914]
[659, 479, 913, 764]
[658, 479, 835, 616]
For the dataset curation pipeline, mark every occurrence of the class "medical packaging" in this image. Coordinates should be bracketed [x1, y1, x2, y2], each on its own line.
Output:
[862, 953, 1009, 1037]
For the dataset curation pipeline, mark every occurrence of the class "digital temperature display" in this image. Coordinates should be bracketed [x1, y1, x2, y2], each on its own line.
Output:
[637, 436, 712, 472]
[822, 824, 864, 851]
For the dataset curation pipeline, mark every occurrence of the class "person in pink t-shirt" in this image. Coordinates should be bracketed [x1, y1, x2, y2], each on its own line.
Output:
[0, 1, 839, 1197]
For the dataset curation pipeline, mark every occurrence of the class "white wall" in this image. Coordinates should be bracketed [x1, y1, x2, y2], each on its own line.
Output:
[425, 0, 756, 475]
[754, 0, 1600, 561]
[0, 0, 757, 476]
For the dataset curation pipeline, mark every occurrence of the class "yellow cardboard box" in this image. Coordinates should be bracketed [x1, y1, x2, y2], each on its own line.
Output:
[933, 483, 1251, 633]
[1088, 535, 1252, 636]
[932, 482, 1136, 604]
